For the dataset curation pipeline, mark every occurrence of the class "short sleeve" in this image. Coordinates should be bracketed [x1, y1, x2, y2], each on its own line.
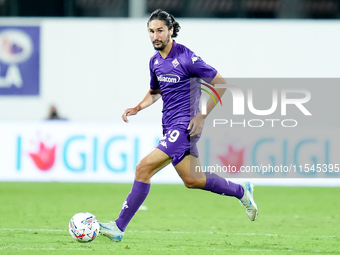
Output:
[186, 53, 218, 83]
[149, 58, 160, 90]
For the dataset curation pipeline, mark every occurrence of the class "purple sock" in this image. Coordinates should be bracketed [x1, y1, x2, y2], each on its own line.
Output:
[204, 172, 244, 199]
[115, 180, 150, 232]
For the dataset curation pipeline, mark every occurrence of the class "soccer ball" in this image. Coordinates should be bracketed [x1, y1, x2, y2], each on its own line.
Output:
[68, 212, 100, 242]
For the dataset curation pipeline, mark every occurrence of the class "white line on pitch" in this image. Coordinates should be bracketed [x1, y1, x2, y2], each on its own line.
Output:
[129, 230, 337, 239]
[0, 247, 115, 251]
[0, 228, 65, 232]
[0, 228, 337, 239]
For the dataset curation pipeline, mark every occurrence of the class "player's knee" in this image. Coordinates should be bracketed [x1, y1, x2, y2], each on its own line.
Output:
[135, 160, 152, 182]
[183, 177, 201, 189]
[135, 162, 146, 179]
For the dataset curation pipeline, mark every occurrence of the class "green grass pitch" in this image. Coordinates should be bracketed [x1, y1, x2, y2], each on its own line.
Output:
[0, 182, 339, 254]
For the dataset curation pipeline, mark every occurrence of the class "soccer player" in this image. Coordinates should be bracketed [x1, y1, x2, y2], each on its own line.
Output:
[100, 9, 258, 242]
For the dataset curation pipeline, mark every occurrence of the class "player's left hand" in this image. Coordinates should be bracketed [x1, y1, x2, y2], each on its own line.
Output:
[187, 113, 205, 137]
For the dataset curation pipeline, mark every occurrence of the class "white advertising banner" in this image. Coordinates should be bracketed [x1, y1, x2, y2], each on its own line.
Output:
[0, 122, 339, 186]
[0, 121, 182, 183]
[197, 128, 340, 186]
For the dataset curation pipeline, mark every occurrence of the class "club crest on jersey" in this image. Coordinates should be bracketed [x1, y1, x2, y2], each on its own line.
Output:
[172, 58, 179, 68]
[154, 59, 159, 65]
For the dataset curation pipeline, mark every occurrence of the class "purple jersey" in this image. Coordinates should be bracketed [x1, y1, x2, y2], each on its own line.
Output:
[149, 40, 217, 128]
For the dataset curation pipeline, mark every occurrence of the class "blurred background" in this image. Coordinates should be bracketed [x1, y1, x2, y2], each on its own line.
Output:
[0, 0, 339, 121]
[0, 0, 339, 184]
[1, 0, 340, 19]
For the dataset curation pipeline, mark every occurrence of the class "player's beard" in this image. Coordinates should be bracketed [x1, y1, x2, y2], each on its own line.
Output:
[153, 33, 170, 51]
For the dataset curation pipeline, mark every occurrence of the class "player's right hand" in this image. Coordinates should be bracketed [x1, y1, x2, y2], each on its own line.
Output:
[122, 107, 138, 123]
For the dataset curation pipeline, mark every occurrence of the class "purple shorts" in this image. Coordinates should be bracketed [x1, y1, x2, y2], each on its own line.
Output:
[156, 124, 200, 166]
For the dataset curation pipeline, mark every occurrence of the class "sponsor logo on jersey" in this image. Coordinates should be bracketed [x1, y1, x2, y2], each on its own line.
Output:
[157, 74, 180, 83]
[154, 59, 159, 65]
[172, 58, 179, 67]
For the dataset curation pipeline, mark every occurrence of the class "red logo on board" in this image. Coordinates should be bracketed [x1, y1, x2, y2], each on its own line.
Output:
[218, 145, 244, 173]
[29, 142, 56, 171]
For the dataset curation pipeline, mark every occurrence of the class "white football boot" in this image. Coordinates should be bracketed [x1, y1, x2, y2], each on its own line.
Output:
[239, 182, 258, 221]
[99, 221, 124, 242]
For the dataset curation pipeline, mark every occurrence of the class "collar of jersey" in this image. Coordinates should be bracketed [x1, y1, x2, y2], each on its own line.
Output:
[157, 40, 177, 60]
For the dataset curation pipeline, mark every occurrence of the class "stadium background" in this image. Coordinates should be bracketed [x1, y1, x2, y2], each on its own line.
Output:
[0, 1, 340, 254]
[0, 0, 339, 186]
[0, 0, 340, 185]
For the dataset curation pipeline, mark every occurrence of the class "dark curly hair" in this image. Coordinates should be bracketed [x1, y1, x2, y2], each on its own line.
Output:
[147, 9, 181, 38]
